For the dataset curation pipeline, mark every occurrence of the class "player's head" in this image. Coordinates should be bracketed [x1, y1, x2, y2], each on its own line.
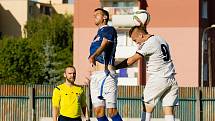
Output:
[64, 65, 76, 83]
[129, 26, 148, 37]
[133, 10, 150, 27]
[94, 8, 109, 25]
[129, 26, 148, 45]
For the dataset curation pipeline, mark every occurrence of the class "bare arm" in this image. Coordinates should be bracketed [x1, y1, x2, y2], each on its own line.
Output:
[52, 106, 59, 121]
[115, 53, 143, 70]
[89, 38, 110, 65]
[82, 106, 90, 121]
[127, 53, 143, 65]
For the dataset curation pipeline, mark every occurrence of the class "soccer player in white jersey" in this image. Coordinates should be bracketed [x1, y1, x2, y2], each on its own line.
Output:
[88, 8, 122, 121]
[115, 25, 179, 121]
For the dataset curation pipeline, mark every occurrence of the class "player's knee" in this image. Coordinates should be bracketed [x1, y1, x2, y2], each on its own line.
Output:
[94, 106, 105, 117]
[107, 108, 118, 117]
[144, 103, 155, 113]
[163, 106, 174, 115]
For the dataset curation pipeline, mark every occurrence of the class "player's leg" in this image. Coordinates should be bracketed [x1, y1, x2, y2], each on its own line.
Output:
[141, 80, 157, 121]
[105, 71, 122, 121]
[90, 71, 109, 121]
[163, 106, 175, 121]
[162, 76, 179, 121]
[94, 106, 108, 121]
[141, 102, 154, 121]
[141, 75, 170, 121]
[107, 108, 122, 121]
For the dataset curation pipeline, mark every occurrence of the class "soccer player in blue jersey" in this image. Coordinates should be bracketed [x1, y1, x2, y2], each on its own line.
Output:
[88, 8, 123, 121]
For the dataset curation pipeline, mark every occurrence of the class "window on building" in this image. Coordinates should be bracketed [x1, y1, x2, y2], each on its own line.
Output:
[100, 0, 140, 85]
[62, 0, 68, 4]
[117, 31, 136, 47]
[40, 6, 44, 13]
[102, 1, 136, 7]
[40, 5, 51, 15]
[29, 6, 33, 16]
[0, 32, 2, 39]
[103, 1, 138, 22]
[44, 6, 51, 15]
[115, 30, 139, 85]
[116, 58, 138, 85]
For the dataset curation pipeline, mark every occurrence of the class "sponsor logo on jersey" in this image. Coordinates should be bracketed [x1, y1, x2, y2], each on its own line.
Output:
[93, 35, 100, 42]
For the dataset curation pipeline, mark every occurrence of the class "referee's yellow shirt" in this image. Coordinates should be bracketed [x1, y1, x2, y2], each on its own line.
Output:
[52, 83, 86, 118]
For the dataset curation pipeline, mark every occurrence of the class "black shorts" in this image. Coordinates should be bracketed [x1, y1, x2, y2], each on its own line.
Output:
[58, 115, 82, 121]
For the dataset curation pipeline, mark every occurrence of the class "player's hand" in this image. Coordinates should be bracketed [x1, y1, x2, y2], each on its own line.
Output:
[112, 66, 117, 70]
[88, 56, 96, 67]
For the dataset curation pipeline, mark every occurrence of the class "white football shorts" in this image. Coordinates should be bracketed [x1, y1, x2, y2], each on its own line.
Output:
[143, 75, 179, 107]
[90, 70, 118, 108]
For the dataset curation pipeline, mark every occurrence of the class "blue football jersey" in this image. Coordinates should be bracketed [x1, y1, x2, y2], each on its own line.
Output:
[89, 26, 117, 65]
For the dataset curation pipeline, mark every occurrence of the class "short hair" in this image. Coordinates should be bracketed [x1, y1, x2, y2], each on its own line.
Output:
[129, 26, 148, 37]
[94, 8, 109, 23]
[64, 65, 76, 73]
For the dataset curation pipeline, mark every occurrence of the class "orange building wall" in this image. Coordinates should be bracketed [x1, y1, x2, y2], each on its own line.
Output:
[74, 0, 100, 28]
[147, 0, 199, 27]
[146, 0, 199, 86]
[74, 0, 200, 86]
[74, 0, 100, 84]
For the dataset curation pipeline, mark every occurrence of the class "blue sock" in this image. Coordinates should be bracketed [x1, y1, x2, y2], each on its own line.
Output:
[97, 115, 109, 121]
[111, 113, 123, 121]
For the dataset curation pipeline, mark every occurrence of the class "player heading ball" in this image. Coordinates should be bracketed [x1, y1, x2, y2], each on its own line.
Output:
[133, 10, 150, 27]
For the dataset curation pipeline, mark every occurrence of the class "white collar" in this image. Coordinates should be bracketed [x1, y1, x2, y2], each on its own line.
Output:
[100, 25, 108, 29]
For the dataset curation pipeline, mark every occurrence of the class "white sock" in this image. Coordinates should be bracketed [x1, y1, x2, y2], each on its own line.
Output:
[141, 112, 151, 121]
[165, 115, 175, 121]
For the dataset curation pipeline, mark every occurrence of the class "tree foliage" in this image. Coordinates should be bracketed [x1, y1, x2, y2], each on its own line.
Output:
[0, 14, 73, 84]
[0, 37, 45, 84]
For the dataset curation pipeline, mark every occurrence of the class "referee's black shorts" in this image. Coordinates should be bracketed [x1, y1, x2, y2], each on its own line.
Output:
[58, 115, 82, 121]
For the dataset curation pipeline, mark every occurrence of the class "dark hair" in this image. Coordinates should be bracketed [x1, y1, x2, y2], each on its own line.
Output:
[94, 8, 109, 23]
[129, 26, 148, 37]
[64, 65, 76, 73]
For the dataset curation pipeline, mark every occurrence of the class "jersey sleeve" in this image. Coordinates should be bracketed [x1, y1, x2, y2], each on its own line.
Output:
[101, 27, 116, 42]
[52, 87, 61, 107]
[136, 41, 156, 56]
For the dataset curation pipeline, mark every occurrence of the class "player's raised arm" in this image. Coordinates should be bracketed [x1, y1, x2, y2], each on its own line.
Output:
[88, 38, 110, 66]
[115, 53, 142, 70]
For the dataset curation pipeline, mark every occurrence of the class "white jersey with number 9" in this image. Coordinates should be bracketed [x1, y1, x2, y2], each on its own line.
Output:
[136, 35, 176, 77]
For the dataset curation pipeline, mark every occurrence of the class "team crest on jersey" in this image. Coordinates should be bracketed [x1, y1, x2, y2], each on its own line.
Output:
[93, 35, 100, 42]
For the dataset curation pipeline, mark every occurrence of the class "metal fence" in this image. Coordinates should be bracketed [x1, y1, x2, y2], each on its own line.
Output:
[0, 85, 215, 121]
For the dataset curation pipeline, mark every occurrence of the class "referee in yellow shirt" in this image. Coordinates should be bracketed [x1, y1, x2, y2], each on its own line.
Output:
[52, 65, 90, 121]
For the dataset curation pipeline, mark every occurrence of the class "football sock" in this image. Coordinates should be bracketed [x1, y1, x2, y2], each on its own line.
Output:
[97, 115, 109, 121]
[141, 112, 151, 121]
[164, 115, 175, 121]
[111, 112, 123, 121]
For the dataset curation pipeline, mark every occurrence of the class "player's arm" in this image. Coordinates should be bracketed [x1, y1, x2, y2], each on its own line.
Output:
[88, 38, 110, 65]
[81, 90, 90, 121]
[52, 106, 59, 121]
[52, 88, 61, 121]
[82, 106, 90, 121]
[115, 52, 142, 70]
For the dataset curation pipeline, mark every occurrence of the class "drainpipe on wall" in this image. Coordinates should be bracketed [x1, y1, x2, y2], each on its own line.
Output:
[201, 24, 215, 87]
